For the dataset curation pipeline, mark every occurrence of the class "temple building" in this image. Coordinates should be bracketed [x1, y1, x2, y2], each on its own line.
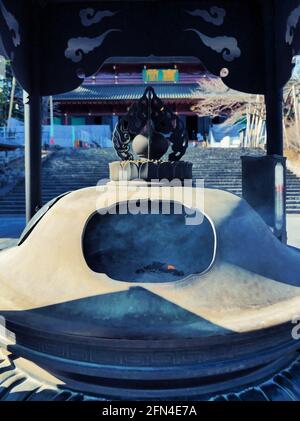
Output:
[53, 57, 215, 140]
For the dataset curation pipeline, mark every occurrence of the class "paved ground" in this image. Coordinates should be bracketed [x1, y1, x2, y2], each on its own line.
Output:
[0, 215, 25, 237]
[0, 216, 25, 250]
[0, 214, 299, 250]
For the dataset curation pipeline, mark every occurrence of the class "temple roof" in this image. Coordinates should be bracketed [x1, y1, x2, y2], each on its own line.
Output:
[54, 83, 202, 102]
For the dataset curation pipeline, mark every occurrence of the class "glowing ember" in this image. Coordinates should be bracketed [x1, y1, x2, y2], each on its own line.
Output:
[136, 262, 184, 277]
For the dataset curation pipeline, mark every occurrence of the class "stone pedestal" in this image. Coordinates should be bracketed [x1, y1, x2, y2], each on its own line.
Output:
[109, 160, 193, 182]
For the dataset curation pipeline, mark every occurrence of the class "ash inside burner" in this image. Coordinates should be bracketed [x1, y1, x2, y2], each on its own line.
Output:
[136, 261, 184, 277]
[83, 200, 216, 283]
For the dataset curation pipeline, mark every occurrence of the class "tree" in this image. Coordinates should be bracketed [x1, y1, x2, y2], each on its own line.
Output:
[191, 76, 263, 147]
[0, 73, 10, 126]
[283, 72, 300, 151]
[0, 58, 23, 127]
[192, 65, 300, 150]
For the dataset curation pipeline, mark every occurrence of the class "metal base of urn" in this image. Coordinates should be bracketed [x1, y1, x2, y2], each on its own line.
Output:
[1, 185, 300, 400]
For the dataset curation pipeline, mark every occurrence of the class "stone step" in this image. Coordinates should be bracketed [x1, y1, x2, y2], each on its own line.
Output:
[1, 198, 46, 204]
[2, 147, 300, 214]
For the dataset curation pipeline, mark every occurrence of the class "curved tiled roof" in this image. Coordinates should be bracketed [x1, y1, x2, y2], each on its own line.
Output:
[54, 83, 202, 102]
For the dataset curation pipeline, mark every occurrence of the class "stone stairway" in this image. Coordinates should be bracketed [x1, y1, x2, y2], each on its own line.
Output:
[0, 146, 300, 215]
[186, 147, 300, 214]
[0, 148, 115, 215]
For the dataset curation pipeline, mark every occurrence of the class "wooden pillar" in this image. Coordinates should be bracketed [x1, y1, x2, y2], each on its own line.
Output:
[263, 0, 286, 242]
[263, 0, 283, 156]
[24, 91, 42, 222]
[265, 88, 283, 156]
[242, 0, 287, 243]
[24, 2, 42, 222]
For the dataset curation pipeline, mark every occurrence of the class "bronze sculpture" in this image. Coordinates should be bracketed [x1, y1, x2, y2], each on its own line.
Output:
[110, 87, 192, 181]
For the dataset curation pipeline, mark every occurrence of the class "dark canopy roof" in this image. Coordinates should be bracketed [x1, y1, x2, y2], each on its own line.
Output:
[0, 0, 299, 96]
